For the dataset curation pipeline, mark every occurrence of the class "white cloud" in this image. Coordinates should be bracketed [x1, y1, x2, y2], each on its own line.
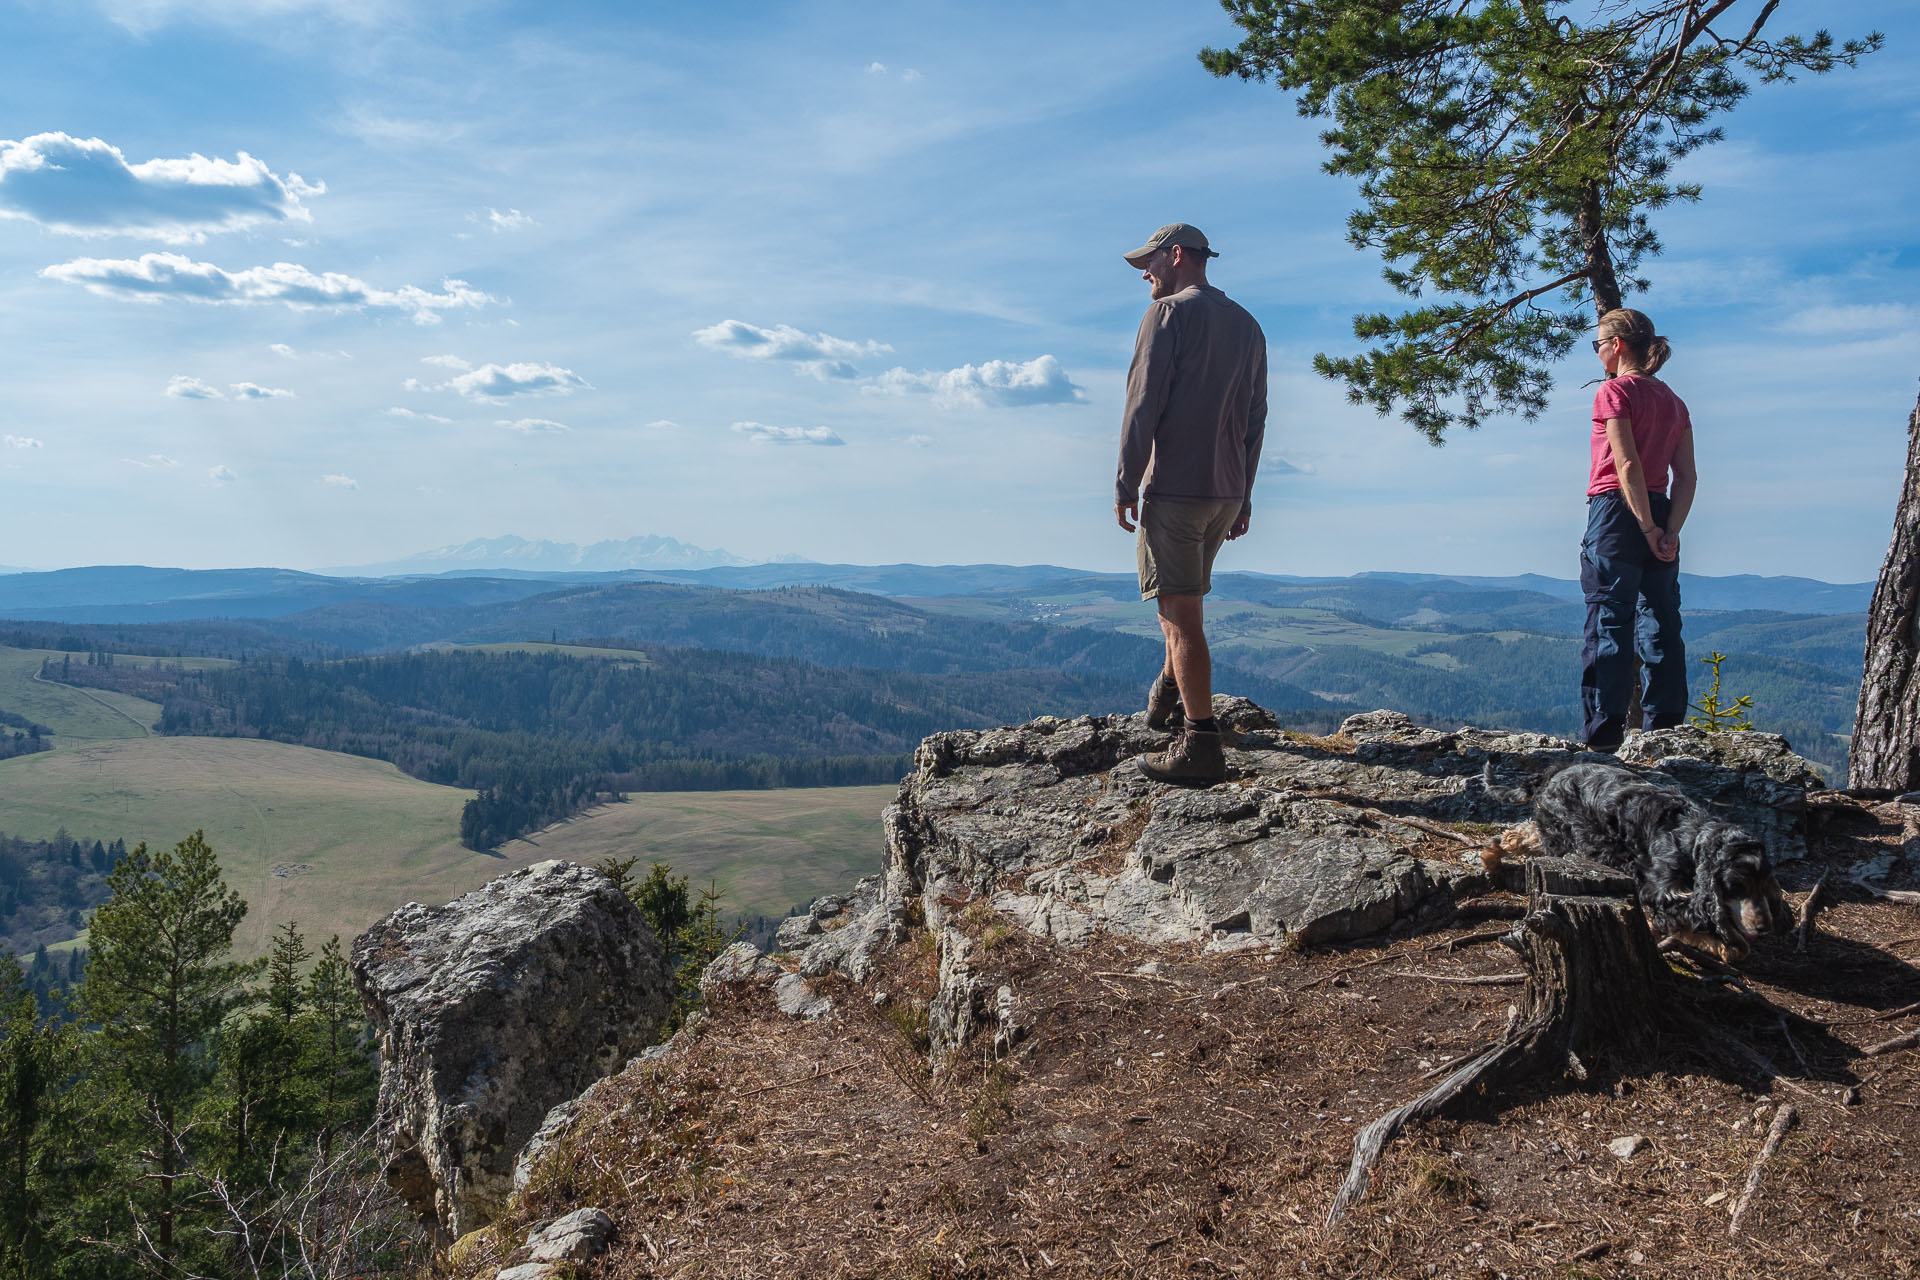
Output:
[320, 473, 358, 489]
[480, 207, 535, 232]
[905, 434, 934, 447]
[867, 61, 888, 74]
[866, 354, 1086, 408]
[270, 342, 296, 357]
[732, 421, 845, 447]
[125, 453, 179, 467]
[901, 68, 923, 82]
[644, 418, 680, 430]
[3, 435, 43, 449]
[231, 381, 294, 400]
[208, 464, 238, 484]
[692, 319, 891, 380]
[385, 406, 452, 423]
[0, 132, 321, 243]
[497, 417, 570, 433]
[410, 358, 591, 403]
[1780, 304, 1918, 336]
[43, 253, 494, 324]
[165, 374, 224, 399]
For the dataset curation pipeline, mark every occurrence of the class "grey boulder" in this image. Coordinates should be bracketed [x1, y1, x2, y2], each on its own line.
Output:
[353, 860, 672, 1240]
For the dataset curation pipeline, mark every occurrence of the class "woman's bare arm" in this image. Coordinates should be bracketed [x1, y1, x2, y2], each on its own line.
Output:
[1665, 430, 1697, 537]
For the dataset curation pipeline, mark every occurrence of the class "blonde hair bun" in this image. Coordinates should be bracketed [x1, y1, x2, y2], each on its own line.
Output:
[1598, 307, 1671, 375]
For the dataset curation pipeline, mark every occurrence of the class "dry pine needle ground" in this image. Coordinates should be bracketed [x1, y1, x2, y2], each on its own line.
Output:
[461, 801, 1920, 1280]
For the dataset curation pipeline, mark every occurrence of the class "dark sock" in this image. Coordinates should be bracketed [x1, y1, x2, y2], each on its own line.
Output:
[1186, 716, 1220, 734]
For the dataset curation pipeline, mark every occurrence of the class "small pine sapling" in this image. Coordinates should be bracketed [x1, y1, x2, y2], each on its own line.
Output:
[1688, 651, 1755, 732]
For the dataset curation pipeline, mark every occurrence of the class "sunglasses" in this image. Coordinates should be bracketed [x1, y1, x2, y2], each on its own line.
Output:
[1591, 336, 1617, 351]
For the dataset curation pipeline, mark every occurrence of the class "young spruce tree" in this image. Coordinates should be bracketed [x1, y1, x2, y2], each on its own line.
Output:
[76, 831, 253, 1275]
[0, 951, 69, 1280]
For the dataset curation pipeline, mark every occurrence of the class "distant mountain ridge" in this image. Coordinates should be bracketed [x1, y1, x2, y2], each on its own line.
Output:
[327, 533, 764, 576]
[0, 562, 1876, 623]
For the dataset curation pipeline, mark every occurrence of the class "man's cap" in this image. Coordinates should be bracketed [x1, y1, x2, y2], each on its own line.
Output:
[1123, 223, 1220, 268]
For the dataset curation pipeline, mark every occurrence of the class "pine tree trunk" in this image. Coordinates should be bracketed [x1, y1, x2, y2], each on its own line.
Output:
[1578, 181, 1641, 732]
[1850, 388, 1920, 791]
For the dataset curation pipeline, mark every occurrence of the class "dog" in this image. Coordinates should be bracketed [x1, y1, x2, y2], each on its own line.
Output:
[1483, 760, 1793, 962]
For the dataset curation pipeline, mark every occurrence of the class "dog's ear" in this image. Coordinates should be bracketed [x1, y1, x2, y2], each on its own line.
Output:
[1686, 825, 1732, 934]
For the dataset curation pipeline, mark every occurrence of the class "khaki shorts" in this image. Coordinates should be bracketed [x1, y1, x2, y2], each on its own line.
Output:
[1136, 497, 1241, 600]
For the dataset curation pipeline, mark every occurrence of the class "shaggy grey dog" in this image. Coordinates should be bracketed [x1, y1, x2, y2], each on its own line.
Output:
[1526, 761, 1793, 961]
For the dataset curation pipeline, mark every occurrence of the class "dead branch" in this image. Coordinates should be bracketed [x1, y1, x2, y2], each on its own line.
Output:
[736, 1061, 859, 1099]
[1344, 804, 1484, 846]
[1797, 868, 1833, 952]
[1383, 969, 1525, 986]
[1851, 877, 1920, 905]
[1435, 927, 1519, 949]
[1727, 1103, 1798, 1237]
[1863, 1028, 1920, 1057]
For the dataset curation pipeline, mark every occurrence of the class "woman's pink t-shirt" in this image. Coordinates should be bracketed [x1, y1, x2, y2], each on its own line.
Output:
[1588, 374, 1691, 497]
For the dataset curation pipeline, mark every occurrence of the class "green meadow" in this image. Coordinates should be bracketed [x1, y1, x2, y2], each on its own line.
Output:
[0, 645, 893, 958]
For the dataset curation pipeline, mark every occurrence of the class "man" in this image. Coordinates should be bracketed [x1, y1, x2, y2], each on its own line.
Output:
[1114, 222, 1267, 784]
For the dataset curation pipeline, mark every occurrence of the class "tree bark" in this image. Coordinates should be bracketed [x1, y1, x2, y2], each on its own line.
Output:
[1578, 181, 1624, 316]
[1850, 388, 1920, 792]
[1577, 176, 1644, 732]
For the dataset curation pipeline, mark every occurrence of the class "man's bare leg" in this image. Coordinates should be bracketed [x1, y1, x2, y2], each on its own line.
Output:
[1156, 594, 1210, 722]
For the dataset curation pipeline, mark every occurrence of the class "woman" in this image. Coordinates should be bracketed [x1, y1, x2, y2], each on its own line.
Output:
[1580, 308, 1697, 751]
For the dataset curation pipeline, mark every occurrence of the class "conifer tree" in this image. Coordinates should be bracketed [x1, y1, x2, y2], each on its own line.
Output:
[300, 937, 377, 1161]
[77, 832, 252, 1273]
[1201, 1, 1879, 441]
[208, 922, 311, 1190]
[632, 863, 693, 969]
[0, 951, 68, 1279]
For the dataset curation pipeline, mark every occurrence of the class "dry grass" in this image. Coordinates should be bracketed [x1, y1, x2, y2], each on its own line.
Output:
[1282, 728, 1357, 754]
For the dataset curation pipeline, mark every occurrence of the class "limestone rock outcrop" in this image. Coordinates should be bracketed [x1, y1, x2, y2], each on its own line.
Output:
[776, 704, 1826, 1063]
[352, 860, 672, 1239]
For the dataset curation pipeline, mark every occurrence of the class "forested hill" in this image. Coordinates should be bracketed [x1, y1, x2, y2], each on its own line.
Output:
[47, 644, 1312, 848]
[10, 571, 1866, 774]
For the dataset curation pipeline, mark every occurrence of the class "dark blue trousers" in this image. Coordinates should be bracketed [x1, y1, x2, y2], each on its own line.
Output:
[1580, 490, 1687, 748]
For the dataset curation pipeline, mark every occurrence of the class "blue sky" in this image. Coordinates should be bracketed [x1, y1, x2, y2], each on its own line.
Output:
[1, 0, 1915, 580]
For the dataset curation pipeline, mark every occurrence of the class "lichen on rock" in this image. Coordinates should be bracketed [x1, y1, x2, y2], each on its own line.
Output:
[774, 702, 1827, 1065]
[351, 859, 672, 1240]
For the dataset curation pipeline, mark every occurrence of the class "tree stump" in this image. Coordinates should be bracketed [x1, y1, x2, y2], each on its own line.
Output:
[1326, 857, 1664, 1224]
[1850, 386, 1920, 793]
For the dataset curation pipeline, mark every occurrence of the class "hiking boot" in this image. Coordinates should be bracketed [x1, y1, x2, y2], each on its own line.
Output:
[1144, 672, 1183, 731]
[1138, 728, 1226, 785]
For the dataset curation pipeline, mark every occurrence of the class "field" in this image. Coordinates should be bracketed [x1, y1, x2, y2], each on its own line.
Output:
[0, 727, 893, 958]
[0, 736, 475, 957]
[0, 646, 162, 742]
[497, 784, 896, 923]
